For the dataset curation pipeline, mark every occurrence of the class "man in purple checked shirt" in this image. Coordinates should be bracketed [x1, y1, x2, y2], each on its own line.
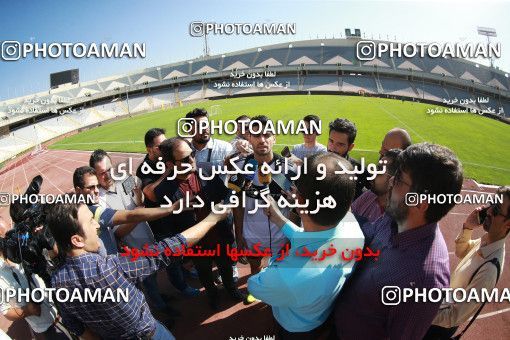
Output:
[334, 143, 463, 340]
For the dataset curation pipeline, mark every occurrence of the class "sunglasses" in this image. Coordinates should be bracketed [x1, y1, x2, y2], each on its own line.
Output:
[175, 150, 196, 164]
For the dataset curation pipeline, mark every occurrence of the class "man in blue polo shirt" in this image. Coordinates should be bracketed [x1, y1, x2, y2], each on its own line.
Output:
[248, 153, 364, 338]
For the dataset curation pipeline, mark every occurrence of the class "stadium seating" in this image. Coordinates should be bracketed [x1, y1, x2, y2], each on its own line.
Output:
[342, 75, 379, 94]
[1, 38, 509, 164]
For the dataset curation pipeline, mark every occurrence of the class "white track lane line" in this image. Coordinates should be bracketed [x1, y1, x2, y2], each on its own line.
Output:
[31, 161, 64, 194]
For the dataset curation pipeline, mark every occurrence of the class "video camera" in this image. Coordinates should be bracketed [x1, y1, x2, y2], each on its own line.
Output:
[2, 175, 56, 285]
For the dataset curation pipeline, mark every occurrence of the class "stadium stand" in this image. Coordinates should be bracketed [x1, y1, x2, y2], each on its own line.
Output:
[342, 75, 379, 94]
[379, 77, 418, 98]
[1, 38, 509, 164]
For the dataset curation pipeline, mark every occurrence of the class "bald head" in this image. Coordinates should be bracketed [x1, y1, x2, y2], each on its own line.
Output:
[379, 128, 411, 158]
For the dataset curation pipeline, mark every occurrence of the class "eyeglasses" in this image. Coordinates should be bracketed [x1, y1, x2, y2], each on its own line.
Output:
[175, 150, 196, 164]
[84, 184, 99, 190]
[98, 168, 111, 177]
[393, 170, 412, 188]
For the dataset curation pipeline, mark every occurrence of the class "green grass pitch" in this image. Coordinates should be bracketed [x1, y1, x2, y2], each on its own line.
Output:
[50, 95, 510, 185]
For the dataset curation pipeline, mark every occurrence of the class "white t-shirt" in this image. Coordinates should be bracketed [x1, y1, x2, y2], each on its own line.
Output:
[0, 259, 57, 333]
[291, 143, 327, 160]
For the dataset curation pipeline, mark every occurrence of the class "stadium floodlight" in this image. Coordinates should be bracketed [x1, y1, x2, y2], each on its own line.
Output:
[477, 27, 497, 37]
[477, 26, 497, 68]
[345, 28, 361, 39]
[203, 32, 210, 57]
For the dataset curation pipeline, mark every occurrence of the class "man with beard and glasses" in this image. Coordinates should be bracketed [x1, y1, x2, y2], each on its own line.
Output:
[351, 149, 401, 223]
[326, 118, 368, 198]
[425, 186, 510, 339]
[334, 142, 463, 340]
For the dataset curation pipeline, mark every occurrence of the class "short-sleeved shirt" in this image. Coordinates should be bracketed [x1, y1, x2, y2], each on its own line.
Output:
[291, 143, 327, 160]
[248, 212, 364, 332]
[0, 259, 58, 333]
[99, 179, 154, 249]
[88, 205, 118, 255]
[192, 138, 233, 169]
[432, 229, 505, 328]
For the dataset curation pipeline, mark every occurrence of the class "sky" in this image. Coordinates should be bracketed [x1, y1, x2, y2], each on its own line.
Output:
[0, 0, 509, 100]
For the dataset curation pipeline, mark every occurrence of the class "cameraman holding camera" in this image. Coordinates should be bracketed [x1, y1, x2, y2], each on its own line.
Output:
[0, 216, 71, 340]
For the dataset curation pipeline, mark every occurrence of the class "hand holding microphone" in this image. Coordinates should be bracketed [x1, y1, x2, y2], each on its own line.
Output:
[243, 159, 258, 190]
[258, 166, 272, 186]
[227, 158, 259, 193]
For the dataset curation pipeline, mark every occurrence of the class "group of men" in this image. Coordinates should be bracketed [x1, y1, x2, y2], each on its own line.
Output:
[0, 107, 508, 340]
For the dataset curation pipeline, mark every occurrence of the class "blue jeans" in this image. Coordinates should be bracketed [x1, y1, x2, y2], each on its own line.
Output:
[142, 273, 167, 310]
[165, 260, 188, 292]
[151, 321, 174, 340]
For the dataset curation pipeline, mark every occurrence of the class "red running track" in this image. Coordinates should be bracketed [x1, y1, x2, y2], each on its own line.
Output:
[0, 149, 508, 339]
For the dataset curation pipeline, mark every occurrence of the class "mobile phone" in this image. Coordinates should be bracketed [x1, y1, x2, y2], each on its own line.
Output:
[478, 207, 489, 224]
[281, 146, 291, 158]
[122, 175, 136, 195]
[272, 173, 293, 192]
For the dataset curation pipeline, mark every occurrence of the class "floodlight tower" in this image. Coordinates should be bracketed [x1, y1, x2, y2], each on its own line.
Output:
[203, 32, 210, 57]
[477, 26, 497, 68]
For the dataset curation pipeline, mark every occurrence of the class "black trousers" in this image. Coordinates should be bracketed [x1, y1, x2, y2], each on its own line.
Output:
[34, 322, 72, 340]
[423, 325, 458, 340]
[274, 317, 332, 340]
[192, 242, 236, 296]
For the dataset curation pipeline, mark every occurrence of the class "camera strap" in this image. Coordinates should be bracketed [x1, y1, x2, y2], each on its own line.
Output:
[453, 257, 501, 339]
[11, 270, 22, 286]
[11, 267, 35, 290]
